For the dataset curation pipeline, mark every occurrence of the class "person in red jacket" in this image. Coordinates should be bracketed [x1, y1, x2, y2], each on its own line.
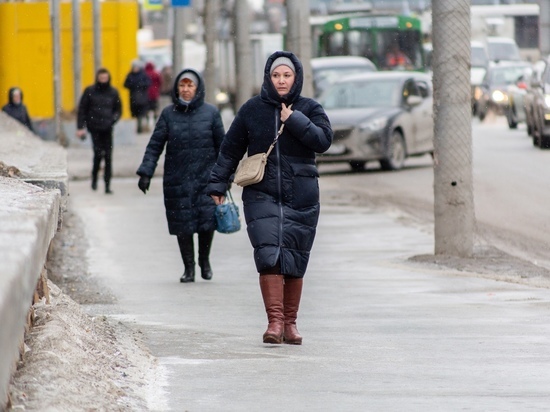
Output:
[144, 62, 162, 128]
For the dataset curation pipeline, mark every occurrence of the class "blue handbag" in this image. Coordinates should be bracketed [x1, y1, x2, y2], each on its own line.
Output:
[215, 190, 241, 234]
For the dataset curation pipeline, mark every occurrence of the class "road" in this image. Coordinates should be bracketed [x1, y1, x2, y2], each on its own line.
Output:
[318, 116, 550, 270]
[66, 115, 550, 411]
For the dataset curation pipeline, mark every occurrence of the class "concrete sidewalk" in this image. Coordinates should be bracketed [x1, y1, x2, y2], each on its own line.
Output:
[68, 177, 550, 411]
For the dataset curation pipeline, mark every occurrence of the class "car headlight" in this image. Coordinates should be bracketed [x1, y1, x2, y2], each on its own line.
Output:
[544, 95, 550, 108]
[360, 116, 388, 132]
[491, 90, 508, 103]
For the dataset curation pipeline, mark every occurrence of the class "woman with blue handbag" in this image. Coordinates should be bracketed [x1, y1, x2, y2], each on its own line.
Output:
[207, 51, 333, 345]
[137, 69, 225, 283]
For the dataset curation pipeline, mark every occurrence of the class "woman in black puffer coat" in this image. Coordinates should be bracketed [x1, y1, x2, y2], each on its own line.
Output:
[137, 69, 225, 283]
[207, 51, 333, 345]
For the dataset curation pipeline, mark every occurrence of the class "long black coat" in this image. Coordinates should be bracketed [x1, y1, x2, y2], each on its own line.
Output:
[137, 69, 225, 236]
[124, 70, 151, 117]
[207, 51, 333, 278]
[77, 77, 122, 132]
[2, 88, 34, 132]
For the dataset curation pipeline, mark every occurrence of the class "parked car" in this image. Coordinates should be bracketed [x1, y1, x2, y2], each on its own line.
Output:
[471, 41, 490, 115]
[317, 71, 433, 171]
[311, 56, 376, 98]
[527, 57, 550, 148]
[475, 61, 532, 121]
[486, 37, 521, 63]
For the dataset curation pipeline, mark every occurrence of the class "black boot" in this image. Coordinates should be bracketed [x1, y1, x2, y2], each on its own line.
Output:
[178, 235, 195, 283]
[198, 230, 214, 280]
[105, 181, 113, 195]
[91, 174, 98, 191]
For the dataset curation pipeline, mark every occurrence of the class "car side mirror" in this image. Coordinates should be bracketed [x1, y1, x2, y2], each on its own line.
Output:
[407, 95, 423, 106]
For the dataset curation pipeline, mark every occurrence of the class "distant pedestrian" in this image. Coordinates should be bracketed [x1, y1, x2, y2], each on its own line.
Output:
[159, 65, 173, 109]
[144, 62, 161, 127]
[137, 68, 225, 283]
[77, 68, 122, 194]
[207, 51, 333, 345]
[124, 60, 151, 134]
[2, 87, 34, 132]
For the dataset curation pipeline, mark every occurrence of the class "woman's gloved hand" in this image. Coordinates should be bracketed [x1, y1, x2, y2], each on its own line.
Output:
[138, 176, 151, 194]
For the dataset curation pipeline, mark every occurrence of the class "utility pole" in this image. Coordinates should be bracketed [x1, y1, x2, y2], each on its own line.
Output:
[285, 0, 313, 97]
[72, 0, 81, 112]
[172, 7, 191, 73]
[204, 0, 219, 104]
[234, 0, 252, 109]
[92, 0, 101, 73]
[540, 0, 550, 57]
[51, 0, 67, 146]
[432, 1, 474, 257]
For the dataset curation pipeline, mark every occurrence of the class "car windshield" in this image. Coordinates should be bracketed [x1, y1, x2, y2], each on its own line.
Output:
[490, 66, 530, 85]
[321, 78, 401, 109]
[471, 46, 488, 67]
[487, 42, 520, 61]
[314, 66, 373, 96]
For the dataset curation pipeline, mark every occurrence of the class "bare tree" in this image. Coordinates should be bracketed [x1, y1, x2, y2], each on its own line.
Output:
[51, 0, 67, 146]
[540, 0, 550, 57]
[92, 0, 101, 73]
[432, 0, 475, 256]
[234, 0, 253, 109]
[285, 0, 313, 97]
[72, 0, 81, 112]
[204, 0, 219, 104]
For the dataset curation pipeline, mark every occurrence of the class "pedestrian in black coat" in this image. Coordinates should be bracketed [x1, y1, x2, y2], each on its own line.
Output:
[207, 51, 333, 345]
[137, 69, 225, 283]
[2, 87, 34, 132]
[77, 68, 122, 194]
[124, 60, 151, 134]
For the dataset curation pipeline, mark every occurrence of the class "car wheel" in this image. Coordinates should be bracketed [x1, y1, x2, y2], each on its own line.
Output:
[349, 161, 366, 172]
[380, 131, 406, 171]
[506, 107, 518, 129]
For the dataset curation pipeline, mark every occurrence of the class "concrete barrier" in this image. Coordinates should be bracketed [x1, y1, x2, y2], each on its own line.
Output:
[0, 112, 67, 408]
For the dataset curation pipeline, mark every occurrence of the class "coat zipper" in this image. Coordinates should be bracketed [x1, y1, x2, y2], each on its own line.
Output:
[275, 109, 284, 263]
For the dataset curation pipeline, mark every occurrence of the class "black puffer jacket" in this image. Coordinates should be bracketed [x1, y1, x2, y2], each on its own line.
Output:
[124, 69, 151, 117]
[77, 75, 122, 132]
[2, 88, 34, 132]
[137, 69, 225, 236]
[207, 51, 333, 278]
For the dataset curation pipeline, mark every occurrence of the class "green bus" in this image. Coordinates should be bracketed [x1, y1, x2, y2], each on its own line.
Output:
[311, 13, 426, 71]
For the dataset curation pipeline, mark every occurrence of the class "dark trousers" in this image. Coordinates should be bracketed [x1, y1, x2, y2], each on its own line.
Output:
[90, 129, 113, 183]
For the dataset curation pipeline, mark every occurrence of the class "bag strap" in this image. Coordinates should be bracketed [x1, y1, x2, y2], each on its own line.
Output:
[225, 189, 235, 204]
[265, 104, 293, 157]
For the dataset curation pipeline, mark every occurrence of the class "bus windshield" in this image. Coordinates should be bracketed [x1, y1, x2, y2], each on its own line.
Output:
[313, 14, 425, 71]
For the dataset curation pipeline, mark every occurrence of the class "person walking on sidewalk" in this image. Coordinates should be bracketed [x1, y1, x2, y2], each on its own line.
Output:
[207, 51, 333, 345]
[76, 68, 122, 194]
[2, 87, 34, 132]
[144, 62, 161, 126]
[137, 69, 225, 283]
[124, 60, 151, 134]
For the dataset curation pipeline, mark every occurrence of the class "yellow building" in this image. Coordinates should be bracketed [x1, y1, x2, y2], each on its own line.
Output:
[0, 1, 139, 119]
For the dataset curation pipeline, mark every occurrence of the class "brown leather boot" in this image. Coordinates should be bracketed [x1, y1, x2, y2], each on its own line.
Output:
[259, 275, 284, 344]
[283, 277, 303, 345]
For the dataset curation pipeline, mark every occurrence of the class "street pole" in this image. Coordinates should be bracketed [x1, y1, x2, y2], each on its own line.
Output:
[72, 0, 81, 112]
[172, 8, 186, 73]
[51, 0, 67, 146]
[540, 0, 550, 57]
[432, 0, 474, 257]
[234, 0, 252, 109]
[204, 0, 219, 105]
[92, 0, 101, 73]
[285, 0, 313, 97]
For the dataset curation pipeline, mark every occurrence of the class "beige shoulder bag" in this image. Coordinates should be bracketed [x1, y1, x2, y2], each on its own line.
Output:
[234, 108, 291, 187]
